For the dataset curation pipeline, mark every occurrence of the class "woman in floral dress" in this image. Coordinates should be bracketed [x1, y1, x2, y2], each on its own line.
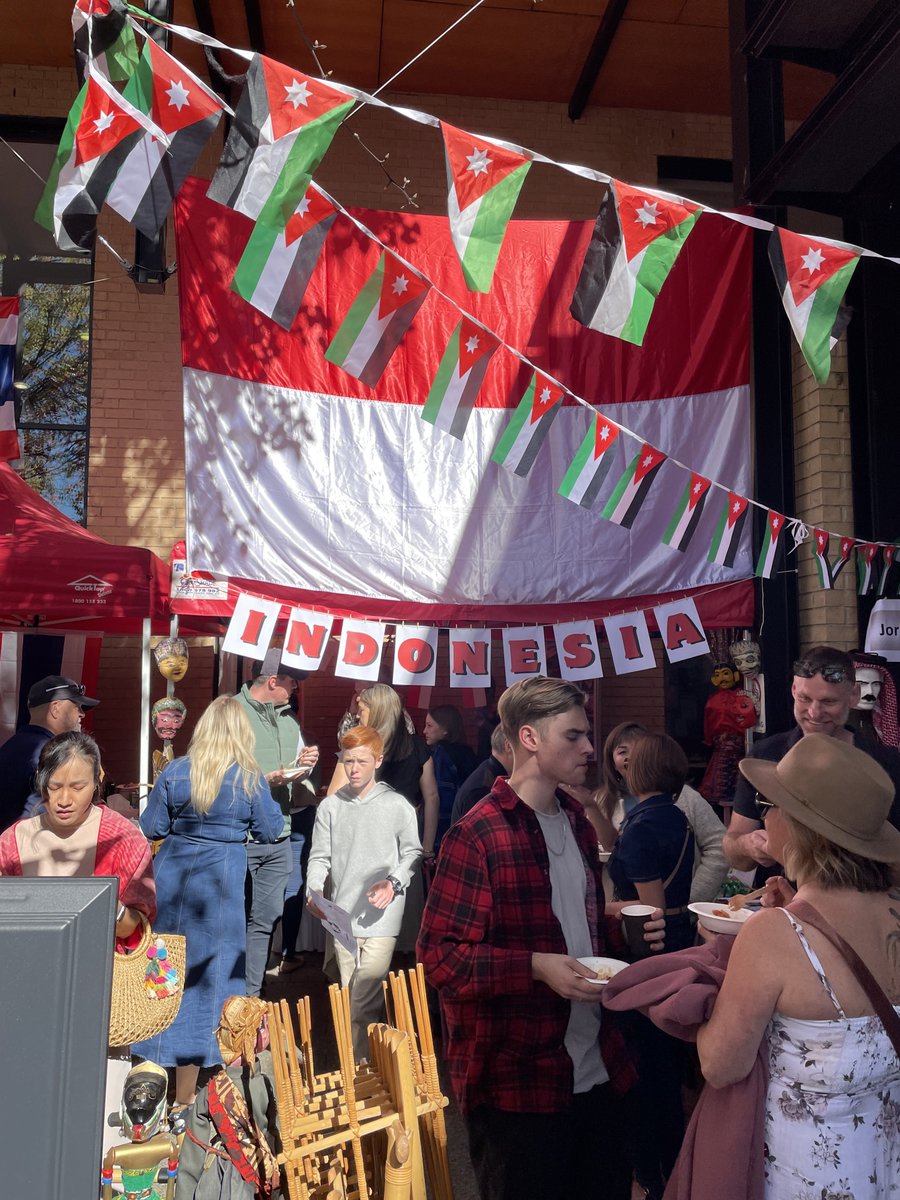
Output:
[695, 734, 900, 1199]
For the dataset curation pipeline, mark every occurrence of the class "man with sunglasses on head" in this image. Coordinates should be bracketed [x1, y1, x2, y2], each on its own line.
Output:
[723, 645, 900, 881]
[0, 675, 99, 832]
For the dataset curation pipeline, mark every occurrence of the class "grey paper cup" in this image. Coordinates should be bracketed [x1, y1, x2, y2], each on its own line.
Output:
[621, 904, 656, 960]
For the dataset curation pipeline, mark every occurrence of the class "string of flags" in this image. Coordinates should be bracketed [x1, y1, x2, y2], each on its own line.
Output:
[18, 2, 900, 597]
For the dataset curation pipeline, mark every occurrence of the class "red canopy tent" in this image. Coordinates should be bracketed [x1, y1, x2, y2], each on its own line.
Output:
[0, 463, 170, 632]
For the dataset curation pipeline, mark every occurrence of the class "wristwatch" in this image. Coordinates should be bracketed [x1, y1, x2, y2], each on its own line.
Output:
[386, 875, 404, 896]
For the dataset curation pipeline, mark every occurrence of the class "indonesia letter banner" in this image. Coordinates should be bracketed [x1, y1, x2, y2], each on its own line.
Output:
[502, 625, 548, 685]
[603, 609, 655, 675]
[448, 629, 492, 688]
[553, 620, 603, 682]
[652, 597, 709, 663]
[334, 619, 386, 681]
[392, 625, 439, 687]
[281, 607, 333, 671]
[175, 177, 755, 627]
[221, 591, 283, 658]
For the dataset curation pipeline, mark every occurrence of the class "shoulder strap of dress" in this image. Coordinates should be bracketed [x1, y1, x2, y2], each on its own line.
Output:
[776, 908, 845, 1017]
[789, 899, 900, 1059]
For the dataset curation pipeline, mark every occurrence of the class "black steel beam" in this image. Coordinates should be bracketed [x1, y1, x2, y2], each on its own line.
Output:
[568, 0, 629, 123]
[244, 0, 266, 55]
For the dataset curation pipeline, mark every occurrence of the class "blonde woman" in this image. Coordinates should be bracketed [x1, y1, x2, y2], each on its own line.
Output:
[133, 696, 283, 1113]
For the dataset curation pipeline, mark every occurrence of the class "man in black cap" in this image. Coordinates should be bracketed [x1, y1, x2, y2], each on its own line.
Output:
[236, 648, 319, 996]
[0, 675, 99, 831]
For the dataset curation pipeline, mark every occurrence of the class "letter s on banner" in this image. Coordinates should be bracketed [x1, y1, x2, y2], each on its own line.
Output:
[222, 592, 282, 659]
[652, 597, 710, 663]
[448, 629, 492, 689]
[281, 608, 334, 671]
[502, 626, 548, 686]
[335, 620, 386, 681]
[392, 626, 439, 687]
[553, 621, 603, 682]
[603, 610, 655, 675]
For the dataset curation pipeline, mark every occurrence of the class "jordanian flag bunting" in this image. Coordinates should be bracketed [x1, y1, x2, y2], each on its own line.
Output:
[72, 0, 139, 84]
[35, 68, 167, 251]
[208, 57, 352, 230]
[558, 413, 621, 507]
[106, 37, 223, 239]
[421, 317, 499, 440]
[441, 122, 531, 293]
[492, 372, 564, 477]
[232, 184, 337, 329]
[708, 492, 749, 569]
[830, 535, 855, 582]
[768, 229, 860, 384]
[570, 181, 700, 346]
[755, 510, 786, 579]
[811, 528, 833, 590]
[661, 472, 711, 552]
[877, 545, 897, 597]
[601, 443, 667, 528]
[325, 252, 431, 387]
[0, 297, 20, 462]
[856, 543, 878, 595]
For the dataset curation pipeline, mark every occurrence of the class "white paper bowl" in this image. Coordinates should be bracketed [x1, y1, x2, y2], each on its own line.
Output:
[688, 901, 756, 936]
[598, 851, 612, 863]
[576, 956, 629, 985]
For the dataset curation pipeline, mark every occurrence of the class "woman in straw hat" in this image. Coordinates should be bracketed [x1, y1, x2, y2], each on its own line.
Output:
[696, 734, 900, 1199]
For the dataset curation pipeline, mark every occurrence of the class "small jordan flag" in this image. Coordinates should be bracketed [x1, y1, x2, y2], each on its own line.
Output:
[421, 317, 499, 440]
[831, 535, 855, 582]
[811, 528, 833, 590]
[708, 492, 749, 569]
[325, 251, 431, 387]
[492, 372, 564, 477]
[877, 545, 897, 597]
[662, 472, 710, 553]
[857, 543, 878, 595]
[755, 510, 786, 579]
[558, 413, 621, 508]
[601, 443, 666, 528]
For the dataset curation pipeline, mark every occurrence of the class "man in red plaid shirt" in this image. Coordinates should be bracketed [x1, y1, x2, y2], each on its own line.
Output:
[418, 677, 660, 1200]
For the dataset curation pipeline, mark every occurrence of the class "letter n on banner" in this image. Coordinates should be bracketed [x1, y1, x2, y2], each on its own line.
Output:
[603, 610, 655, 675]
[335, 620, 386, 681]
[502, 626, 547, 685]
[393, 626, 439, 687]
[553, 621, 603, 682]
[653, 597, 709, 663]
[282, 608, 333, 672]
[448, 629, 492, 688]
[222, 592, 282, 659]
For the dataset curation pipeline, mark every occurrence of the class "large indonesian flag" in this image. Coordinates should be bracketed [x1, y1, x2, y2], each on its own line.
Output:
[174, 178, 755, 623]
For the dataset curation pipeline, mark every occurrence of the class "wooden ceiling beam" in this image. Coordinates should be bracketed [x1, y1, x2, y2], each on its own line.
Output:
[243, 0, 266, 55]
[567, 0, 629, 122]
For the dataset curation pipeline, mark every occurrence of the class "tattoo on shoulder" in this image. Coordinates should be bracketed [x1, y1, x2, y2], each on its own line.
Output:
[888, 887, 900, 976]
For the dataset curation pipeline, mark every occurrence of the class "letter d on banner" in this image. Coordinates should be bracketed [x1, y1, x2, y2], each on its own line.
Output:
[553, 621, 603, 682]
[393, 626, 438, 687]
[335, 620, 386, 681]
[653, 597, 709, 663]
[222, 592, 282, 659]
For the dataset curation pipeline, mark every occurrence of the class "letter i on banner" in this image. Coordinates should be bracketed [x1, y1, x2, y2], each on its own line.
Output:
[222, 592, 282, 658]
[448, 629, 492, 688]
[603, 610, 655, 675]
[393, 626, 439, 687]
[335, 619, 386, 681]
[652, 597, 709, 663]
[502, 626, 548, 685]
[553, 621, 603, 681]
[281, 608, 333, 671]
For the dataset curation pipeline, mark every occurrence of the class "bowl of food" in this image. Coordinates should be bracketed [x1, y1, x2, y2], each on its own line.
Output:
[598, 850, 612, 864]
[576, 956, 629, 985]
[280, 766, 308, 781]
[688, 901, 756, 936]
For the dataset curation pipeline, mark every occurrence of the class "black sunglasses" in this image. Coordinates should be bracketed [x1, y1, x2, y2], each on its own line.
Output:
[792, 660, 851, 685]
[754, 792, 776, 821]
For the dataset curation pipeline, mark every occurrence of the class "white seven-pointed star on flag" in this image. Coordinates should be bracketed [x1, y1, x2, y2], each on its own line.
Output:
[635, 201, 661, 227]
[93, 109, 116, 134]
[818, 534, 825, 547]
[772, 516, 781, 529]
[692, 481, 703, 494]
[166, 80, 190, 110]
[284, 78, 311, 108]
[732, 500, 742, 514]
[801, 246, 825, 274]
[295, 196, 311, 217]
[641, 454, 654, 468]
[466, 148, 491, 176]
[391, 274, 409, 296]
[465, 334, 480, 353]
[599, 424, 611, 441]
[539, 386, 552, 402]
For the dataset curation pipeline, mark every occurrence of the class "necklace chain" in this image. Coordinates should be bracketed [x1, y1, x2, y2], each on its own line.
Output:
[540, 807, 569, 856]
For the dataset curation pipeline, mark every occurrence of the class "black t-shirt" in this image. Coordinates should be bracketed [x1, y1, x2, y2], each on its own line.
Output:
[377, 735, 431, 806]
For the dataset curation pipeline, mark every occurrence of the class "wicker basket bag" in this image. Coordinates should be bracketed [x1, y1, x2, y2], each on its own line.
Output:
[108, 912, 186, 1047]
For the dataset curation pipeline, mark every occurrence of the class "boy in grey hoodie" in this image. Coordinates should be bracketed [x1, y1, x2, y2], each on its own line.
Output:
[307, 724, 421, 1059]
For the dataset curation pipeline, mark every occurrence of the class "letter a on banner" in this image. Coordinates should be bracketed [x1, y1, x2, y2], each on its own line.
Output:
[393, 626, 439, 687]
[222, 592, 282, 659]
[448, 628, 492, 688]
[335, 619, 386, 681]
[502, 626, 547, 685]
[553, 621, 603, 682]
[603, 610, 655, 675]
[281, 608, 333, 671]
[652, 597, 709, 663]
